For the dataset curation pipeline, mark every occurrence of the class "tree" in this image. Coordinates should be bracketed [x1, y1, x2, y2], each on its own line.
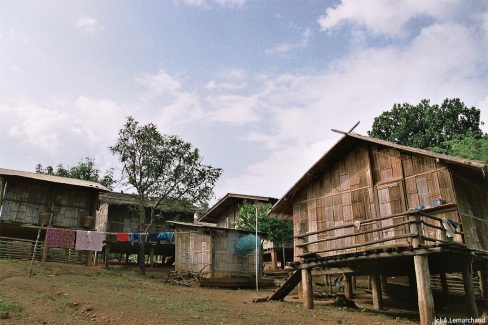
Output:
[110, 116, 222, 275]
[368, 98, 484, 152]
[235, 200, 294, 265]
[429, 132, 488, 163]
[36, 157, 116, 190]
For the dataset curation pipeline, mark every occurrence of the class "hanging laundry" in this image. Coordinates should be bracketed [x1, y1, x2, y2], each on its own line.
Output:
[45, 228, 75, 249]
[116, 232, 129, 242]
[130, 233, 142, 246]
[146, 233, 158, 243]
[75, 230, 105, 252]
[156, 232, 174, 244]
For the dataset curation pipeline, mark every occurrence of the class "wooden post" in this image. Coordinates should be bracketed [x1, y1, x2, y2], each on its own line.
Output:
[344, 274, 353, 299]
[352, 276, 356, 291]
[479, 271, 488, 303]
[461, 258, 478, 318]
[104, 243, 110, 268]
[149, 245, 155, 268]
[301, 268, 314, 309]
[381, 275, 388, 295]
[94, 251, 98, 266]
[86, 251, 94, 266]
[371, 272, 383, 310]
[439, 273, 450, 306]
[408, 273, 417, 301]
[414, 255, 435, 325]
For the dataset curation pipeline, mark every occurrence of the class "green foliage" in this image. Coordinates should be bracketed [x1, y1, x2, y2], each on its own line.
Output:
[368, 98, 484, 151]
[235, 200, 293, 246]
[429, 133, 488, 163]
[110, 116, 222, 217]
[36, 157, 115, 190]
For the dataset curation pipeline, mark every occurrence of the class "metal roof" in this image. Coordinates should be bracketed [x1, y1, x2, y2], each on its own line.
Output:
[0, 168, 110, 192]
[270, 131, 488, 216]
[198, 193, 278, 224]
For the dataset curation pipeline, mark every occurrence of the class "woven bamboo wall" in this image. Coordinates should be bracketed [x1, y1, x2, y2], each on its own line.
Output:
[212, 231, 257, 278]
[174, 230, 211, 274]
[451, 168, 488, 251]
[293, 144, 464, 258]
[0, 180, 94, 228]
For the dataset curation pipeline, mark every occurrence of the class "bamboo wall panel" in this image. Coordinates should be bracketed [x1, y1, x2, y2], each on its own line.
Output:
[174, 231, 211, 274]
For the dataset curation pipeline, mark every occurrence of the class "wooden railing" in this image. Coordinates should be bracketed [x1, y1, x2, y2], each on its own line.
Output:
[295, 210, 463, 258]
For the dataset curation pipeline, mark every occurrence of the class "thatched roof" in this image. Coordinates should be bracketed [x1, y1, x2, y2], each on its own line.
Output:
[270, 131, 488, 216]
[198, 193, 278, 224]
[0, 168, 110, 192]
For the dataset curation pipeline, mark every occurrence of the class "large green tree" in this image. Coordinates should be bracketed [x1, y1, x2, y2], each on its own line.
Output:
[235, 200, 293, 264]
[36, 157, 116, 190]
[368, 98, 484, 152]
[368, 98, 488, 162]
[110, 116, 222, 275]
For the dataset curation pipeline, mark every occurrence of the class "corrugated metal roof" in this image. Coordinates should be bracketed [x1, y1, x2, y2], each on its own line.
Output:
[0, 168, 110, 192]
[198, 193, 278, 224]
[270, 132, 488, 216]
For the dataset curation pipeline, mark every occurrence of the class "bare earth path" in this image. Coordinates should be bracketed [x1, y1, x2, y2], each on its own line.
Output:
[0, 259, 422, 325]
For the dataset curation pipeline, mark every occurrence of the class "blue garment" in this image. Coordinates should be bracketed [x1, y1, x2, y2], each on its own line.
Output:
[146, 233, 158, 243]
[156, 232, 174, 243]
[130, 233, 142, 246]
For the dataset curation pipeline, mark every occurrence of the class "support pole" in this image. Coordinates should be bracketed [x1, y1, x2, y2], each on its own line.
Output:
[439, 273, 450, 306]
[371, 271, 383, 310]
[104, 243, 110, 268]
[344, 274, 353, 299]
[461, 258, 478, 318]
[414, 255, 435, 325]
[478, 271, 488, 305]
[302, 268, 314, 309]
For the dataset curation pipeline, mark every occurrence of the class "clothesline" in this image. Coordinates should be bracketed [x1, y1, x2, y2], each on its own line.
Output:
[42, 226, 175, 252]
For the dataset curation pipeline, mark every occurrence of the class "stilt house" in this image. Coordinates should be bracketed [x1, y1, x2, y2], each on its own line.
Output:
[0, 168, 109, 262]
[268, 132, 488, 324]
[96, 192, 197, 266]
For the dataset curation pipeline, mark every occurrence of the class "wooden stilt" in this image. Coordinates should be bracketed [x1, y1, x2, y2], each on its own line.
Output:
[381, 274, 388, 295]
[371, 272, 383, 310]
[352, 276, 356, 291]
[86, 251, 93, 266]
[461, 259, 478, 318]
[301, 268, 314, 309]
[344, 274, 353, 299]
[368, 275, 372, 290]
[478, 271, 488, 301]
[408, 274, 417, 301]
[414, 255, 435, 325]
[104, 243, 110, 268]
[94, 251, 98, 266]
[439, 273, 450, 306]
[149, 245, 155, 268]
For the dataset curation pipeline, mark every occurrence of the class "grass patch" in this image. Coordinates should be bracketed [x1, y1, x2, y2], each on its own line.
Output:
[0, 293, 23, 314]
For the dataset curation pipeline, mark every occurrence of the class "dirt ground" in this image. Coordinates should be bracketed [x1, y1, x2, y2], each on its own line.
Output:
[0, 259, 482, 325]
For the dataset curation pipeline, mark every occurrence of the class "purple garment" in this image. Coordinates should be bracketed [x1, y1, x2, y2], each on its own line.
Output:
[45, 228, 75, 249]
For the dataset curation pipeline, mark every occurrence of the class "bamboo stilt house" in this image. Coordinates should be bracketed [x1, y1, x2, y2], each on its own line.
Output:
[0, 168, 109, 263]
[96, 192, 198, 266]
[269, 131, 488, 324]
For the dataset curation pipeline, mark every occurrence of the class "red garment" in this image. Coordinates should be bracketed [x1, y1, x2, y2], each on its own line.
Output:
[116, 232, 129, 242]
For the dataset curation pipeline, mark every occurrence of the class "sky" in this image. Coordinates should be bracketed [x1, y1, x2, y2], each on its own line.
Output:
[1, 0, 487, 205]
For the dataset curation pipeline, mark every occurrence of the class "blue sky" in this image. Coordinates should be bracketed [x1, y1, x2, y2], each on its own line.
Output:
[1, 0, 487, 204]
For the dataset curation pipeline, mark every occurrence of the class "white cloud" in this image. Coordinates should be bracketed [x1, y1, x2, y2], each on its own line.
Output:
[317, 0, 462, 38]
[74, 16, 102, 34]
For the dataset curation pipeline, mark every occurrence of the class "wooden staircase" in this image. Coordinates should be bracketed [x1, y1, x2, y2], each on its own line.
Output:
[267, 270, 302, 301]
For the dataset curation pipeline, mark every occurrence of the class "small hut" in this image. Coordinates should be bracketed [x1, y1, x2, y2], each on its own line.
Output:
[0, 168, 109, 263]
[268, 132, 488, 324]
[198, 193, 293, 270]
[167, 220, 273, 288]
